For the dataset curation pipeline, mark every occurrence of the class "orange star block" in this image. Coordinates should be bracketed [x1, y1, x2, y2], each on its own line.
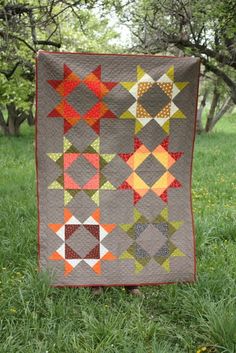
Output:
[47, 64, 118, 133]
[48, 208, 117, 276]
[118, 137, 183, 204]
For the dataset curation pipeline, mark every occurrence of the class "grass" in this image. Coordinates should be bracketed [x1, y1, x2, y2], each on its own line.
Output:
[0, 115, 236, 353]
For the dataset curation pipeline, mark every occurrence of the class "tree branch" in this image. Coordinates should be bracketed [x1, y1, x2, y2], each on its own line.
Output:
[201, 57, 236, 104]
[0, 62, 20, 80]
[210, 97, 234, 130]
[0, 30, 36, 52]
[34, 40, 61, 48]
[167, 35, 236, 70]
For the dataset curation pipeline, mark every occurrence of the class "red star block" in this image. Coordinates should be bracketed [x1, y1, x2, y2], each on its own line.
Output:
[47, 64, 118, 134]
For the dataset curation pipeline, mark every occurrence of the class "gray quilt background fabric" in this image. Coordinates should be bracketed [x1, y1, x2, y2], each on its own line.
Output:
[36, 51, 200, 286]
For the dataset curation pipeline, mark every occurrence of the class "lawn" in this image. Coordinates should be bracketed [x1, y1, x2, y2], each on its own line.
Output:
[0, 115, 235, 353]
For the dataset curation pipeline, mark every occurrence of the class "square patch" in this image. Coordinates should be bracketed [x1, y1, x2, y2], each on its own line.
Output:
[100, 190, 134, 223]
[100, 119, 135, 153]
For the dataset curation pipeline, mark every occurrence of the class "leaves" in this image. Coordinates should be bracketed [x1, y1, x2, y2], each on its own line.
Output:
[0, 1, 121, 117]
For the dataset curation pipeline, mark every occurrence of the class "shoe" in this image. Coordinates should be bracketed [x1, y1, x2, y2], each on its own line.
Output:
[125, 286, 143, 297]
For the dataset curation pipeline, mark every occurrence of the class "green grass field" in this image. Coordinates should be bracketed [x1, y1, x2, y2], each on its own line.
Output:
[0, 115, 236, 353]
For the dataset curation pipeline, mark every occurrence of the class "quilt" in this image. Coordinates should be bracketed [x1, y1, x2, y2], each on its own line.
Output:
[36, 51, 200, 286]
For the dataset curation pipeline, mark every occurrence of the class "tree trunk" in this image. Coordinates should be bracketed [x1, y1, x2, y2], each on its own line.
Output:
[196, 90, 208, 134]
[7, 103, 20, 136]
[0, 110, 9, 135]
[27, 109, 35, 126]
[208, 97, 234, 131]
[3, 102, 28, 136]
[205, 83, 220, 132]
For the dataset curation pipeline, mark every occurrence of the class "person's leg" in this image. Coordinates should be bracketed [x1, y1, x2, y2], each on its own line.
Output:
[125, 286, 143, 296]
[91, 286, 103, 295]
[91, 285, 142, 296]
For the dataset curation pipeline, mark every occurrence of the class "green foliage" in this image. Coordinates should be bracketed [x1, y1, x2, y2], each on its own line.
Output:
[60, 9, 121, 53]
[0, 68, 34, 111]
[120, 0, 236, 104]
[128, 0, 236, 52]
[0, 116, 236, 352]
[0, 1, 121, 113]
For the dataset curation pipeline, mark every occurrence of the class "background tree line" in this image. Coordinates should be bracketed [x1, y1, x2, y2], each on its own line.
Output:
[0, 0, 235, 136]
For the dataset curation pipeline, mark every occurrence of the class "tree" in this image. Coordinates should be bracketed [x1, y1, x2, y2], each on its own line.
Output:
[117, 0, 236, 130]
[0, 0, 120, 135]
[197, 71, 234, 133]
